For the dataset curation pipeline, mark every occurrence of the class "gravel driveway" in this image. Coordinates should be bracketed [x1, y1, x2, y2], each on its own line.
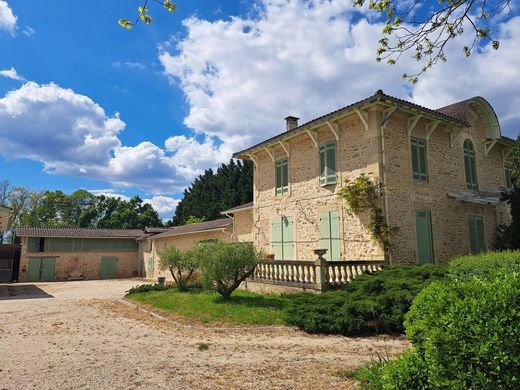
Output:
[0, 280, 407, 389]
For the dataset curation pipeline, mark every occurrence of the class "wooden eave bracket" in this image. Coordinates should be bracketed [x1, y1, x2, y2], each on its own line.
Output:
[426, 120, 440, 140]
[247, 154, 259, 167]
[503, 146, 513, 160]
[279, 141, 290, 157]
[264, 147, 275, 162]
[484, 140, 498, 157]
[407, 115, 422, 137]
[306, 130, 318, 148]
[326, 121, 340, 140]
[381, 106, 398, 128]
[355, 109, 369, 131]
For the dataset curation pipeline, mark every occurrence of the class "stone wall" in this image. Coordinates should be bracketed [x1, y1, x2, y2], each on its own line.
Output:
[18, 236, 139, 282]
[383, 109, 509, 263]
[253, 113, 384, 261]
[231, 208, 254, 243]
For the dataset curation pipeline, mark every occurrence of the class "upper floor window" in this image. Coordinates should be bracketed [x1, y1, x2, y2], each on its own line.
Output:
[463, 139, 478, 190]
[275, 159, 288, 195]
[411, 137, 428, 182]
[505, 162, 513, 189]
[320, 141, 337, 186]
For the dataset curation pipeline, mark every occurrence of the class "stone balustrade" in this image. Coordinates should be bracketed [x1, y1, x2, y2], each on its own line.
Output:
[250, 254, 385, 291]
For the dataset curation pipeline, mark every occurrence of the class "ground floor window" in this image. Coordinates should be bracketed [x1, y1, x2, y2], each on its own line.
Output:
[271, 216, 294, 260]
[468, 215, 485, 254]
[319, 211, 341, 260]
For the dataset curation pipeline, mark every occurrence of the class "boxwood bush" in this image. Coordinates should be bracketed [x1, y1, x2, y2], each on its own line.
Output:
[126, 283, 172, 295]
[284, 264, 446, 336]
[447, 250, 520, 280]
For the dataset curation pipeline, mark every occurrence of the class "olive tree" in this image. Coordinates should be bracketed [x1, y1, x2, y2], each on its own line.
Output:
[196, 241, 263, 300]
[159, 245, 197, 291]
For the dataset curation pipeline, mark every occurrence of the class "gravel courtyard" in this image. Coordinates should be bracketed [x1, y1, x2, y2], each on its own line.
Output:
[0, 280, 407, 389]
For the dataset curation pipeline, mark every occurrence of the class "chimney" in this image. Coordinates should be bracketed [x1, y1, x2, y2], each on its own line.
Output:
[285, 116, 299, 131]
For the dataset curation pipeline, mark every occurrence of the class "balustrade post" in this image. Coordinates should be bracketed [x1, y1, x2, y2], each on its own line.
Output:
[313, 248, 328, 291]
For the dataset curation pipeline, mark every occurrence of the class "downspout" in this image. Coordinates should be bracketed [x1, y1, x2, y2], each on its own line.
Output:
[379, 104, 399, 264]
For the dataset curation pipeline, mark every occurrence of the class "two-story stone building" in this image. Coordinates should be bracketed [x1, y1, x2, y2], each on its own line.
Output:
[233, 90, 514, 264]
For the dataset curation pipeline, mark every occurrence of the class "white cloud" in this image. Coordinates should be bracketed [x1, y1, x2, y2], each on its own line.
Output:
[112, 61, 146, 70]
[89, 189, 131, 201]
[0, 67, 25, 81]
[143, 195, 180, 219]
[0, 81, 225, 194]
[0, 0, 16, 34]
[160, 0, 520, 149]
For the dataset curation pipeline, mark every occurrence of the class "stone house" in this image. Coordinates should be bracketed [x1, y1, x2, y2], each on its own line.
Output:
[139, 205, 254, 280]
[233, 90, 514, 264]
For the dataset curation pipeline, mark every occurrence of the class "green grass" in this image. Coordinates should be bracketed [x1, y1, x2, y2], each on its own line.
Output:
[127, 289, 287, 326]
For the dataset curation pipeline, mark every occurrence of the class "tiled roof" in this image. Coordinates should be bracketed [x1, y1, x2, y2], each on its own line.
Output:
[15, 227, 146, 239]
[151, 218, 233, 239]
[144, 227, 172, 234]
[436, 98, 474, 123]
[220, 202, 254, 214]
[233, 89, 469, 158]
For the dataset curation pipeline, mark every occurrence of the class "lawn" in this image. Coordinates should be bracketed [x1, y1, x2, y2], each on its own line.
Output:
[127, 289, 287, 326]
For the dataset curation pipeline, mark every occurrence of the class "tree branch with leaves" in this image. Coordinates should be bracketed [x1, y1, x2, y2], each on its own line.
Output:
[118, 0, 177, 30]
[354, 0, 512, 83]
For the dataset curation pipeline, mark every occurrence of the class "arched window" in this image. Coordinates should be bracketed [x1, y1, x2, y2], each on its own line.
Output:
[463, 139, 478, 190]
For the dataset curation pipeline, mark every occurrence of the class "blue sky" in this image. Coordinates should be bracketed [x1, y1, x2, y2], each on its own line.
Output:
[0, 0, 519, 219]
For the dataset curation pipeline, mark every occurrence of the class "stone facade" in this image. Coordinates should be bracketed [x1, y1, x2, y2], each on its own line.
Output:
[237, 93, 512, 264]
[18, 236, 140, 282]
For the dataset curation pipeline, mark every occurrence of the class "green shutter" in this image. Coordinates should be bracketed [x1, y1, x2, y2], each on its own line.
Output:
[505, 163, 513, 189]
[275, 162, 282, 195]
[282, 217, 294, 260]
[319, 211, 341, 261]
[100, 256, 118, 279]
[319, 212, 330, 260]
[411, 138, 427, 181]
[40, 257, 56, 281]
[468, 216, 485, 254]
[416, 210, 434, 264]
[464, 140, 478, 190]
[319, 142, 337, 186]
[271, 218, 283, 260]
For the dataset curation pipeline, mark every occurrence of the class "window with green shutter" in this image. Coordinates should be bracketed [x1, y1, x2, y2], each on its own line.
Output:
[468, 215, 485, 254]
[319, 211, 341, 260]
[275, 159, 289, 195]
[411, 137, 428, 182]
[505, 162, 513, 189]
[463, 139, 478, 190]
[271, 216, 294, 260]
[319, 142, 337, 186]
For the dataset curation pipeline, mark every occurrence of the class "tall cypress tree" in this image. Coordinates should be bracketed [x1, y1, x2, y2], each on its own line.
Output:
[168, 159, 253, 226]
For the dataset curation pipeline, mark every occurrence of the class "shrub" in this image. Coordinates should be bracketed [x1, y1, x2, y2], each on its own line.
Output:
[284, 264, 446, 335]
[401, 274, 520, 389]
[159, 245, 198, 290]
[126, 283, 172, 295]
[447, 250, 520, 281]
[196, 241, 263, 300]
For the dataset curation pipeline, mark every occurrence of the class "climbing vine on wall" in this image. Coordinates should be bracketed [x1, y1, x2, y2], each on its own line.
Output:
[338, 173, 393, 252]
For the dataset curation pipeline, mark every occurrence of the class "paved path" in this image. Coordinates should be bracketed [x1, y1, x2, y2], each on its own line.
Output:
[0, 280, 407, 389]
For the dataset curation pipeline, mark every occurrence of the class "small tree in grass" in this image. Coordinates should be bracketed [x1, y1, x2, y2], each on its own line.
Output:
[196, 241, 263, 300]
[159, 245, 197, 291]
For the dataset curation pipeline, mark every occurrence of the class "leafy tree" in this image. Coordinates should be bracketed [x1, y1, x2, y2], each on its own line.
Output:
[93, 195, 163, 229]
[196, 241, 263, 300]
[495, 135, 520, 250]
[169, 159, 253, 226]
[159, 245, 198, 290]
[354, 0, 512, 82]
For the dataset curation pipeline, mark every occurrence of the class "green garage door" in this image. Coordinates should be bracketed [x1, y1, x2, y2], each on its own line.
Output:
[27, 257, 56, 282]
[100, 256, 118, 279]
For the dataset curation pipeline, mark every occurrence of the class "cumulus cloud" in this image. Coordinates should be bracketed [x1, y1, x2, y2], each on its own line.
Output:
[0, 67, 25, 81]
[161, 0, 519, 148]
[112, 61, 146, 70]
[0, 81, 227, 194]
[0, 0, 16, 34]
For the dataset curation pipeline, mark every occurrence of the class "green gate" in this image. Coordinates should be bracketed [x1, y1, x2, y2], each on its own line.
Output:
[27, 257, 56, 282]
[416, 210, 434, 264]
[100, 257, 118, 279]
